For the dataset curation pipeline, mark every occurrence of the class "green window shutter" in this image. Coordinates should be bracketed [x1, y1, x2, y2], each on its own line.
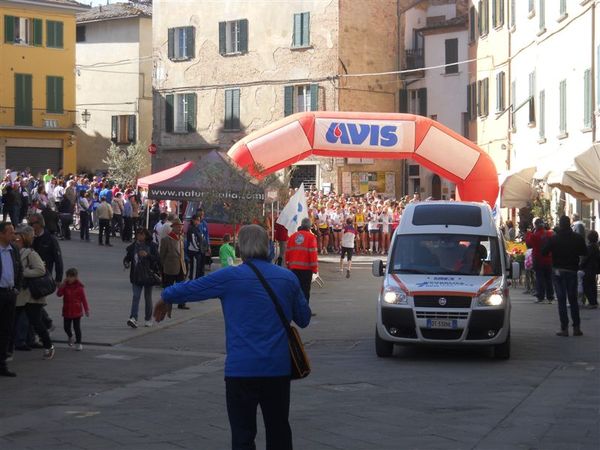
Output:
[560, 0, 566, 15]
[46, 20, 55, 47]
[510, 0, 516, 27]
[46, 77, 64, 113]
[232, 88, 240, 129]
[584, 69, 592, 128]
[469, 7, 475, 42]
[284, 86, 294, 116]
[467, 84, 472, 118]
[302, 12, 310, 46]
[56, 21, 63, 48]
[418, 88, 427, 116]
[128, 115, 136, 143]
[399, 89, 408, 113]
[445, 38, 458, 74]
[539, 90, 545, 138]
[238, 19, 248, 53]
[167, 28, 174, 59]
[186, 93, 196, 132]
[499, 0, 504, 26]
[46, 77, 54, 112]
[310, 84, 319, 111]
[185, 26, 195, 59]
[539, 0, 545, 30]
[224, 89, 232, 129]
[165, 94, 174, 132]
[111, 116, 118, 142]
[56, 77, 63, 113]
[559, 80, 566, 133]
[492, 0, 496, 27]
[484, 0, 489, 34]
[478, 1, 482, 35]
[484, 78, 489, 116]
[218, 22, 226, 55]
[15, 74, 32, 126]
[293, 13, 301, 47]
[4, 15, 15, 43]
[33, 19, 43, 46]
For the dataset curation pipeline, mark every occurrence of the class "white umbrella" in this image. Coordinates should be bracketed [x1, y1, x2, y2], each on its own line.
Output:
[499, 166, 537, 208]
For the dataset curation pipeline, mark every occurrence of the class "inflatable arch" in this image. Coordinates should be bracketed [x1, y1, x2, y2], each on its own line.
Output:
[227, 112, 499, 205]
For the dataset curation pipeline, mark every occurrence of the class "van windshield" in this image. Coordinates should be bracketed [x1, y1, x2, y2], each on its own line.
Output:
[389, 234, 502, 276]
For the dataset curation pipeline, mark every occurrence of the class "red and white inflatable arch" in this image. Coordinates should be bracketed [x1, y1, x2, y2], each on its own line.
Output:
[227, 112, 498, 205]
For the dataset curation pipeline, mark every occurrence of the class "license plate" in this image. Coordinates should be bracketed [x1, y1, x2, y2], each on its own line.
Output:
[426, 319, 457, 329]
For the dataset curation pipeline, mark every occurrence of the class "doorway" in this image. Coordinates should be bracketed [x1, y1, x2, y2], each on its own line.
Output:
[431, 175, 441, 200]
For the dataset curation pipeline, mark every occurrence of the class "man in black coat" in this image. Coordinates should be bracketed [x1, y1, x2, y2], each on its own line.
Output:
[29, 213, 64, 283]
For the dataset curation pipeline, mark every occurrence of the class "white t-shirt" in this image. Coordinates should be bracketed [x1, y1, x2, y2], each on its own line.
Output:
[367, 213, 380, 231]
[341, 226, 357, 248]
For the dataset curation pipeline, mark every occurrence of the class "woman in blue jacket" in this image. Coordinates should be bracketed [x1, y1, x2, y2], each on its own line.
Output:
[154, 224, 311, 450]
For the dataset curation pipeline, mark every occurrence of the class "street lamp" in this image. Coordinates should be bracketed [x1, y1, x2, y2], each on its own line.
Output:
[81, 109, 91, 127]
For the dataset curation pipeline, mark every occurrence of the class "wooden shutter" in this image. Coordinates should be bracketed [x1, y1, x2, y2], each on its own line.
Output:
[232, 88, 240, 129]
[483, 78, 489, 116]
[33, 19, 43, 46]
[293, 13, 301, 47]
[584, 69, 592, 128]
[56, 21, 63, 48]
[218, 22, 226, 55]
[445, 39, 458, 73]
[56, 77, 63, 113]
[224, 89, 232, 129]
[239, 19, 248, 53]
[186, 26, 195, 59]
[478, 0, 483, 35]
[46, 77, 54, 113]
[492, 0, 497, 27]
[559, 80, 566, 133]
[302, 12, 310, 46]
[111, 116, 118, 142]
[418, 88, 427, 116]
[539, 90, 545, 138]
[165, 94, 174, 132]
[15, 74, 32, 126]
[186, 93, 196, 132]
[310, 84, 319, 111]
[466, 85, 472, 118]
[498, 0, 504, 26]
[128, 115, 136, 143]
[399, 89, 408, 113]
[167, 28, 175, 59]
[284, 86, 294, 116]
[510, 0, 516, 27]
[539, 0, 545, 30]
[4, 15, 14, 43]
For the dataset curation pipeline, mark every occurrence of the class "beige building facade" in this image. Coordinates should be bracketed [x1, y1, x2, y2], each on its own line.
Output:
[152, 0, 415, 197]
[75, 2, 152, 175]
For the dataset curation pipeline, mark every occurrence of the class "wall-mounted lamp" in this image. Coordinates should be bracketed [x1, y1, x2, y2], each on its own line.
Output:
[81, 109, 91, 127]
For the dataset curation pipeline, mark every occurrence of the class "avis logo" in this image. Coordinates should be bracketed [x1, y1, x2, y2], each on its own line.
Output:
[325, 123, 398, 147]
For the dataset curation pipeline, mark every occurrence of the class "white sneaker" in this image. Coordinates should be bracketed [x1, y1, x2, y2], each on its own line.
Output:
[144, 320, 153, 327]
[75, 344, 83, 351]
[127, 317, 138, 329]
[43, 346, 55, 360]
[68, 336, 75, 347]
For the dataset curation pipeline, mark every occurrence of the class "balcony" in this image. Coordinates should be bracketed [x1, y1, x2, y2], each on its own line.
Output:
[402, 48, 425, 79]
[0, 107, 76, 132]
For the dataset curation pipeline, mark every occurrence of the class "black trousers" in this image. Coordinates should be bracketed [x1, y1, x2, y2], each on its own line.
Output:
[291, 269, 313, 303]
[112, 214, 123, 237]
[0, 290, 17, 369]
[583, 273, 598, 306]
[25, 303, 52, 349]
[122, 216, 133, 242]
[64, 318, 82, 344]
[79, 211, 90, 240]
[225, 377, 292, 450]
[60, 214, 72, 240]
[188, 251, 205, 280]
[98, 218, 111, 244]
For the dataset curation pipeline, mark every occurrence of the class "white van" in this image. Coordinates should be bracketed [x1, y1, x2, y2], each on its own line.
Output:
[372, 201, 513, 359]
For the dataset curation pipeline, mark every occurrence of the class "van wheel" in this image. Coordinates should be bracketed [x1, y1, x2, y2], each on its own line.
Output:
[493, 331, 510, 360]
[375, 327, 394, 357]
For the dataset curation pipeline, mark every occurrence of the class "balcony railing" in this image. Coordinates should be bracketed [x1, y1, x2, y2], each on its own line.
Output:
[405, 48, 425, 70]
[0, 107, 76, 131]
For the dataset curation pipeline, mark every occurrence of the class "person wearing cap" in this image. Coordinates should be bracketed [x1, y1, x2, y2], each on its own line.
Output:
[285, 218, 318, 309]
[525, 218, 554, 304]
[159, 217, 188, 310]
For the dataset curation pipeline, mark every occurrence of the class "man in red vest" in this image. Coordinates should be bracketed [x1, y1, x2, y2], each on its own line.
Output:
[286, 218, 318, 311]
[526, 218, 554, 304]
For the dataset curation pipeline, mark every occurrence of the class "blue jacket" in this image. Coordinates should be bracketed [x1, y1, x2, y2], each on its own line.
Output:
[162, 258, 311, 377]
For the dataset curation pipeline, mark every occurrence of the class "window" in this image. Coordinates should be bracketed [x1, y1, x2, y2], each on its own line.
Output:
[492, 0, 504, 28]
[584, 69, 592, 128]
[559, 0, 567, 17]
[539, 90, 545, 140]
[445, 38, 458, 74]
[478, 0, 489, 36]
[559, 79, 567, 135]
[219, 19, 248, 55]
[292, 12, 310, 47]
[224, 88, 240, 130]
[511, 80, 517, 131]
[15, 73, 33, 126]
[284, 84, 319, 116]
[469, 7, 476, 42]
[165, 93, 196, 133]
[46, 76, 63, 113]
[111, 115, 136, 144]
[4, 16, 42, 46]
[477, 78, 489, 117]
[538, 0, 545, 31]
[496, 71, 505, 112]
[510, 0, 516, 28]
[76, 25, 86, 43]
[168, 26, 195, 60]
[467, 82, 477, 120]
[46, 20, 63, 48]
[399, 88, 427, 116]
[528, 71, 536, 126]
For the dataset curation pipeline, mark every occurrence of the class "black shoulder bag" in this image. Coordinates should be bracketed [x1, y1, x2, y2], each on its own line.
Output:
[246, 261, 311, 380]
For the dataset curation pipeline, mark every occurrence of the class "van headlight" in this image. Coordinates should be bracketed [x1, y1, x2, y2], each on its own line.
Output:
[477, 289, 504, 306]
[382, 286, 408, 305]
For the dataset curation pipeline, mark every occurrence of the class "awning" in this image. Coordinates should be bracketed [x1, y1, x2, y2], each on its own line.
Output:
[499, 166, 537, 208]
[137, 161, 194, 188]
[546, 144, 600, 201]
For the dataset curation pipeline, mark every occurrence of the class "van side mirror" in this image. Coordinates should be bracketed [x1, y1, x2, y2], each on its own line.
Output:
[372, 260, 385, 277]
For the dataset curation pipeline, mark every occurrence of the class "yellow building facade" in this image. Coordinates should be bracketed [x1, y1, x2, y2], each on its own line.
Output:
[0, 0, 88, 176]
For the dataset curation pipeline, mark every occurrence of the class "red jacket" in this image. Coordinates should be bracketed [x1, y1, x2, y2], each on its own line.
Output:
[525, 228, 553, 267]
[57, 280, 89, 319]
[286, 229, 318, 273]
[274, 222, 289, 242]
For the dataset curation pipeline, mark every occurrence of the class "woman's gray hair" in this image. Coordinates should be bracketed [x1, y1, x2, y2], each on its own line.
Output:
[238, 224, 269, 261]
[15, 224, 34, 246]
